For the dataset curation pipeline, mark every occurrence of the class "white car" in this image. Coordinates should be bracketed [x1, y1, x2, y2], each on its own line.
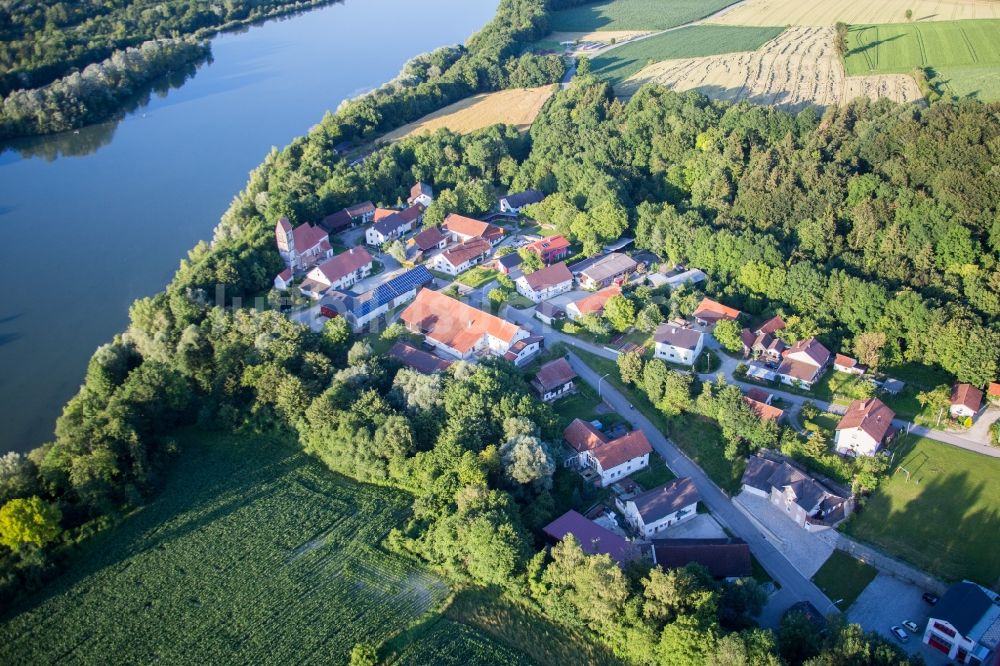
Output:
[902, 620, 919, 633]
[890, 626, 908, 642]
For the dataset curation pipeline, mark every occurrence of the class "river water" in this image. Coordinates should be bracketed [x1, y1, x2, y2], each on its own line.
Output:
[0, 0, 497, 454]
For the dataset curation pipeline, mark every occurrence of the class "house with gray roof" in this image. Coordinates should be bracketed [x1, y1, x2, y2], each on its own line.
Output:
[653, 323, 704, 366]
[616, 477, 700, 538]
[571, 252, 638, 289]
[741, 452, 854, 531]
[922, 581, 1000, 664]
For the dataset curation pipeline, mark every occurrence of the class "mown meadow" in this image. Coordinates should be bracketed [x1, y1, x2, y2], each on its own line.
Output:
[549, 0, 740, 33]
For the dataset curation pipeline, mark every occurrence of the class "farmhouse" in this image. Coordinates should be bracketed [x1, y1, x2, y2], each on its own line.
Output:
[565, 285, 621, 321]
[740, 315, 786, 361]
[515, 262, 573, 302]
[366, 211, 414, 246]
[650, 538, 752, 580]
[319, 209, 353, 234]
[275, 217, 333, 273]
[299, 247, 373, 299]
[741, 453, 853, 531]
[399, 288, 529, 361]
[388, 342, 452, 374]
[442, 213, 505, 245]
[834, 397, 895, 457]
[652, 323, 704, 366]
[407, 226, 448, 260]
[563, 418, 607, 461]
[543, 510, 638, 566]
[572, 253, 638, 289]
[407, 182, 434, 207]
[534, 300, 566, 325]
[834, 354, 865, 375]
[499, 189, 544, 214]
[776, 337, 831, 389]
[320, 265, 433, 330]
[617, 477, 701, 538]
[502, 335, 544, 367]
[922, 580, 1000, 665]
[345, 201, 376, 224]
[431, 238, 493, 275]
[583, 430, 653, 488]
[950, 384, 983, 419]
[693, 298, 741, 327]
[532, 357, 577, 402]
[522, 234, 570, 265]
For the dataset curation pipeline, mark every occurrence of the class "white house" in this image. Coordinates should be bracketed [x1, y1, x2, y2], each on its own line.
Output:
[834, 397, 895, 457]
[922, 581, 1000, 665]
[430, 238, 493, 275]
[833, 353, 865, 375]
[585, 431, 653, 488]
[532, 358, 577, 402]
[740, 454, 854, 531]
[950, 384, 983, 419]
[407, 182, 434, 208]
[274, 268, 293, 291]
[499, 189, 544, 214]
[652, 323, 704, 366]
[502, 335, 544, 367]
[515, 262, 573, 303]
[298, 247, 373, 299]
[776, 337, 831, 390]
[565, 285, 620, 321]
[616, 477, 701, 538]
[366, 212, 413, 246]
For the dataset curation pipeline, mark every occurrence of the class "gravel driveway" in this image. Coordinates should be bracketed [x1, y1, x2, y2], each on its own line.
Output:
[734, 491, 834, 578]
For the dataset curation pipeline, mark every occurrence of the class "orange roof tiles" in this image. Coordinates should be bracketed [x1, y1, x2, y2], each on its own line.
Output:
[571, 285, 621, 315]
[836, 397, 895, 442]
[693, 298, 741, 323]
[399, 289, 523, 355]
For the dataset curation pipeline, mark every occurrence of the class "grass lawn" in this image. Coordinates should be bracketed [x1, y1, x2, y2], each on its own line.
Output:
[456, 266, 498, 289]
[811, 412, 841, 435]
[843, 435, 1000, 586]
[811, 551, 878, 610]
[631, 454, 676, 489]
[551, 381, 631, 432]
[549, 0, 741, 33]
[0, 430, 449, 664]
[388, 615, 536, 665]
[591, 25, 784, 86]
[844, 19, 1000, 100]
[505, 292, 536, 309]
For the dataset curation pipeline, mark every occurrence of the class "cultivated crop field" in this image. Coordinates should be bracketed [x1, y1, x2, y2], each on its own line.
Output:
[843, 436, 1000, 586]
[711, 0, 1000, 27]
[548, 0, 741, 32]
[844, 19, 1000, 99]
[381, 87, 555, 141]
[0, 432, 448, 665]
[619, 27, 923, 109]
[591, 25, 785, 86]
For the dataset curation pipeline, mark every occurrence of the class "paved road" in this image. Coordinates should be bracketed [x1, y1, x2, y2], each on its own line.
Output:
[563, 350, 836, 626]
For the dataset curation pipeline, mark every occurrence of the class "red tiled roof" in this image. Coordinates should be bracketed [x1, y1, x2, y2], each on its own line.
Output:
[745, 387, 772, 403]
[410, 182, 432, 200]
[399, 204, 425, 224]
[277, 217, 293, 232]
[523, 262, 573, 291]
[524, 234, 570, 256]
[320, 209, 353, 233]
[989, 382, 1000, 398]
[290, 221, 328, 252]
[744, 397, 784, 422]
[777, 358, 823, 384]
[277, 268, 292, 281]
[834, 353, 859, 368]
[693, 298, 741, 323]
[442, 213, 503, 241]
[373, 207, 398, 222]
[389, 342, 452, 374]
[400, 289, 523, 354]
[590, 430, 653, 470]
[412, 226, 446, 251]
[570, 285, 621, 316]
[836, 397, 894, 442]
[439, 238, 491, 268]
[345, 201, 375, 217]
[951, 383, 983, 412]
[564, 418, 608, 453]
[312, 247, 373, 284]
[756, 315, 785, 336]
[740, 328, 756, 349]
[786, 337, 831, 367]
[535, 358, 577, 392]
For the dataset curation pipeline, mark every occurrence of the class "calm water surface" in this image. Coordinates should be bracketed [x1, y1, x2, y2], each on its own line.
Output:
[0, 0, 497, 453]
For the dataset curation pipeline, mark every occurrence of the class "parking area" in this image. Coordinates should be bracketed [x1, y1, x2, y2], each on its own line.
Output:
[847, 574, 950, 665]
[733, 491, 834, 578]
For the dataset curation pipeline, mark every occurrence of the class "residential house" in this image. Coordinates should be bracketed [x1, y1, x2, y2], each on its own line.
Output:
[515, 262, 573, 303]
[502, 335, 544, 367]
[743, 388, 784, 422]
[740, 453, 854, 531]
[653, 323, 704, 366]
[617, 477, 701, 538]
[535, 300, 566, 326]
[407, 182, 434, 207]
[389, 341, 452, 374]
[495, 252, 523, 275]
[584, 431, 653, 488]
[988, 382, 1000, 404]
[274, 268, 293, 291]
[319, 265, 433, 330]
[834, 354, 866, 375]
[442, 213, 505, 245]
[650, 538, 752, 580]
[345, 201, 376, 224]
[399, 288, 530, 361]
[565, 285, 621, 321]
[499, 189, 544, 214]
[430, 238, 493, 275]
[950, 384, 984, 419]
[522, 235, 570, 265]
[407, 226, 447, 261]
[571, 253, 638, 289]
[274, 217, 333, 273]
[299, 247, 373, 299]
[740, 315, 786, 362]
[532, 357, 576, 402]
[693, 298, 741, 327]
[543, 510, 638, 566]
[834, 397, 895, 457]
[319, 209, 354, 234]
[776, 337, 831, 390]
[922, 580, 1000, 665]
[646, 265, 706, 290]
[564, 418, 608, 463]
[366, 212, 414, 246]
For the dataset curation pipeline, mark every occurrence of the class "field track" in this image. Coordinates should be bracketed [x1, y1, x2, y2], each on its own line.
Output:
[710, 0, 1000, 26]
[381, 87, 555, 141]
[620, 27, 922, 110]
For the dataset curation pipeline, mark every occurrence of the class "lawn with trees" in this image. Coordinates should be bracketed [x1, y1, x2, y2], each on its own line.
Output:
[810, 551, 878, 611]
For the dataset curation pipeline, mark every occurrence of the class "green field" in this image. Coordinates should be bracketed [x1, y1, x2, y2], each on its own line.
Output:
[392, 618, 537, 665]
[844, 19, 1000, 100]
[0, 432, 449, 665]
[811, 551, 879, 610]
[549, 0, 740, 32]
[591, 25, 785, 86]
[456, 266, 498, 288]
[844, 436, 1000, 586]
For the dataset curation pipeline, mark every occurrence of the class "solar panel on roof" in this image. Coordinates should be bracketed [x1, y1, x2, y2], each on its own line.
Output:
[351, 266, 433, 318]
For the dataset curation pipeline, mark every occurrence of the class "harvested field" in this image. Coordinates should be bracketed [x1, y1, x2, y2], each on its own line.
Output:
[381, 87, 555, 141]
[620, 27, 923, 111]
[710, 0, 1000, 26]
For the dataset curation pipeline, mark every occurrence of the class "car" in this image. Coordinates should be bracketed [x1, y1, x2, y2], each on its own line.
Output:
[902, 621, 919, 633]
[922, 592, 940, 605]
[890, 626, 908, 642]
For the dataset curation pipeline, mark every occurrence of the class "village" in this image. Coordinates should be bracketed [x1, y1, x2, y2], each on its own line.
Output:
[271, 181, 1000, 666]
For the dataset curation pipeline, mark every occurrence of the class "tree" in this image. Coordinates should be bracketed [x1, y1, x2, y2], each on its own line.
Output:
[384, 239, 407, 263]
[636, 303, 664, 333]
[618, 350, 645, 385]
[0, 496, 62, 550]
[778, 609, 822, 664]
[905, 8, 913, 20]
[323, 316, 351, 352]
[349, 644, 377, 666]
[488, 287, 506, 311]
[518, 248, 543, 273]
[916, 385, 951, 425]
[713, 319, 745, 354]
[660, 371, 693, 416]
[499, 434, 555, 489]
[853, 332, 887, 370]
[604, 295, 637, 332]
[0, 453, 39, 505]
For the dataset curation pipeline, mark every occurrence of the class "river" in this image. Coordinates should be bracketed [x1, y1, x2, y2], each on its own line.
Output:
[0, 0, 498, 454]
